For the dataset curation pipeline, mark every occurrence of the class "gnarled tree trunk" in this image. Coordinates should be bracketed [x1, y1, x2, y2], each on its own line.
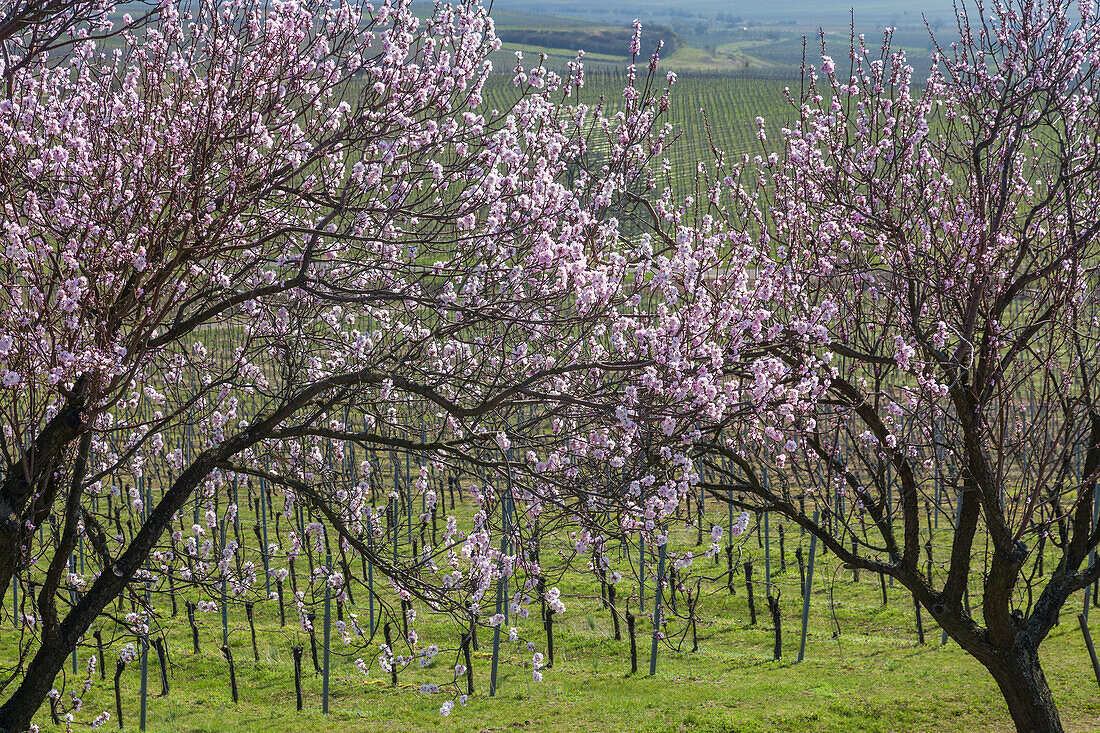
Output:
[981, 644, 1063, 733]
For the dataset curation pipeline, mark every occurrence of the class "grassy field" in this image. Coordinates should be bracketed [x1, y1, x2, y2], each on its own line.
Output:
[9, 502, 1100, 733]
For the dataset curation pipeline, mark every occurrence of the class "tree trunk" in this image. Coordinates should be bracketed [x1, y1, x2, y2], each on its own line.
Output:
[0, 632, 71, 733]
[983, 645, 1063, 733]
[0, 545, 16, 613]
[0, 430, 253, 732]
[0, 401, 87, 610]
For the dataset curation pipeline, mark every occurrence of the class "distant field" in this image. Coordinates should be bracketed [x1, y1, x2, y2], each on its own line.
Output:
[478, 7, 591, 30]
[496, 42, 622, 63]
[475, 2, 944, 76]
[490, 0, 959, 30]
[480, 71, 797, 199]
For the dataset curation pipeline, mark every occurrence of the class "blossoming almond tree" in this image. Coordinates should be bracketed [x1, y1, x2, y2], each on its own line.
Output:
[0, 1, 724, 728]
[695, 1, 1100, 730]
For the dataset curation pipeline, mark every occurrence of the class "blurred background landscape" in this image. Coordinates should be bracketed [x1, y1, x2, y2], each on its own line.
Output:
[452, 0, 955, 202]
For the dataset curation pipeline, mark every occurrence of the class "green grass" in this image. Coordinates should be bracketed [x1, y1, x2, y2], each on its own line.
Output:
[11, 516, 1100, 733]
[497, 42, 623, 63]
[660, 46, 759, 73]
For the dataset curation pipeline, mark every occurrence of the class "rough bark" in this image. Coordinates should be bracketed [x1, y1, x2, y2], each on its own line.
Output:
[983, 644, 1064, 733]
[0, 403, 85, 609]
